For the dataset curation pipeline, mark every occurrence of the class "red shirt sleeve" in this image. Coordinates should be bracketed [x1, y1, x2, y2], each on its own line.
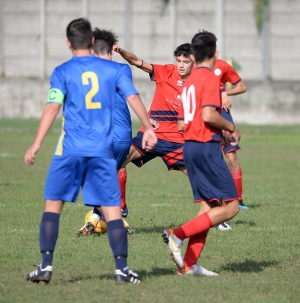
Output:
[222, 63, 241, 85]
[151, 64, 173, 83]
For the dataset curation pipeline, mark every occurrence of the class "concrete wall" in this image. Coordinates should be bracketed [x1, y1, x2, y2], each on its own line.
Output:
[1, 77, 300, 124]
[1, 0, 300, 80]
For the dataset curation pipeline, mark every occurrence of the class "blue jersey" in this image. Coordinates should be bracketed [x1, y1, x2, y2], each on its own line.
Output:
[114, 64, 132, 143]
[48, 55, 138, 157]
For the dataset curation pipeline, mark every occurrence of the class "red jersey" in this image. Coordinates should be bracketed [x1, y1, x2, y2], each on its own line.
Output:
[179, 67, 222, 142]
[140, 64, 185, 143]
[213, 59, 241, 88]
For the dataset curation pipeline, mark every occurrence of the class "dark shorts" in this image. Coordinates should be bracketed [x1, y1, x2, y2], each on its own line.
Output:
[113, 141, 131, 170]
[44, 155, 120, 207]
[183, 140, 238, 204]
[221, 109, 241, 154]
[131, 131, 185, 170]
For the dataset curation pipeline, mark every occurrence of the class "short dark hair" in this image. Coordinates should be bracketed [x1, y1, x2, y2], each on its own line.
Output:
[191, 30, 217, 63]
[66, 18, 93, 50]
[173, 43, 192, 57]
[92, 28, 118, 55]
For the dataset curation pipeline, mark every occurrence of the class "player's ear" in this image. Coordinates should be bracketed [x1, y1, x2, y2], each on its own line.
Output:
[215, 50, 219, 58]
[190, 54, 195, 64]
[91, 36, 95, 47]
[66, 40, 72, 50]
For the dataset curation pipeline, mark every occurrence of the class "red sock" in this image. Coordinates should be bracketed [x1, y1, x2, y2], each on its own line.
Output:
[118, 168, 127, 210]
[173, 212, 213, 240]
[183, 231, 208, 268]
[231, 170, 242, 200]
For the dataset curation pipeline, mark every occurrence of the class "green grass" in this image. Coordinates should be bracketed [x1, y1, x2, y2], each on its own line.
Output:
[0, 120, 300, 303]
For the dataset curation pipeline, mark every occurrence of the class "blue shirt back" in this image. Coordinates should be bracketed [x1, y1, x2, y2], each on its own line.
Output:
[50, 55, 138, 157]
[114, 63, 132, 143]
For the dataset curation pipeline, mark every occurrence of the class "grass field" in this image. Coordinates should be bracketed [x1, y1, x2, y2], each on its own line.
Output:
[0, 119, 300, 303]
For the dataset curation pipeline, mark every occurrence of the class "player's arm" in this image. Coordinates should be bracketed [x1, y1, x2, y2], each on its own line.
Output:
[221, 90, 231, 112]
[126, 94, 157, 151]
[202, 106, 240, 144]
[227, 80, 247, 96]
[115, 46, 153, 74]
[178, 120, 184, 132]
[24, 103, 61, 165]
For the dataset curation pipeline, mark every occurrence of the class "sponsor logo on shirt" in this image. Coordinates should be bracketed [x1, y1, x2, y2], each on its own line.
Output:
[177, 80, 183, 86]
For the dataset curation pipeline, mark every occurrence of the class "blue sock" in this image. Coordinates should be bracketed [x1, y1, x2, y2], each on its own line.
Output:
[107, 219, 128, 273]
[40, 212, 60, 269]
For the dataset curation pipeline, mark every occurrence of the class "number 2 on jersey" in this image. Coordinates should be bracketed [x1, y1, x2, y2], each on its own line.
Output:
[82, 72, 101, 109]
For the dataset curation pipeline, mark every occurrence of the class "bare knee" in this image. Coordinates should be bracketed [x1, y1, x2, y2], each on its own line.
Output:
[225, 200, 239, 220]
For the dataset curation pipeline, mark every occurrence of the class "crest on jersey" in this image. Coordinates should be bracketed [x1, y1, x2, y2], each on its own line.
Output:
[214, 68, 221, 76]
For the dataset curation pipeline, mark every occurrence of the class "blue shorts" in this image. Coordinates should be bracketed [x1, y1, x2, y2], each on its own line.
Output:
[183, 141, 238, 204]
[44, 155, 120, 207]
[113, 141, 131, 170]
[221, 109, 240, 154]
[131, 131, 185, 170]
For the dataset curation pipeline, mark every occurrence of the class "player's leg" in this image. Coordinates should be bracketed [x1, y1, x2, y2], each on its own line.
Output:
[177, 201, 217, 276]
[163, 141, 239, 273]
[225, 150, 248, 209]
[221, 109, 248, 210]
[27, 155, 83, 283]
[114, 141, 132, 217]
[82, 157, 140, 284]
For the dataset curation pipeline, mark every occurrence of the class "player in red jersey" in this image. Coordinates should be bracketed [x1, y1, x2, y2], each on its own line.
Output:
[115, 43, 194, 215]
[214, 58, 249, 212]
[162, 30, 241, 276]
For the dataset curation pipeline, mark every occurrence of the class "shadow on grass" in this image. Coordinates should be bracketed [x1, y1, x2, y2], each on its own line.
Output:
[234, 220, 256, 226]
[220, 259, 279, 273]
[58, 267, 175, 284]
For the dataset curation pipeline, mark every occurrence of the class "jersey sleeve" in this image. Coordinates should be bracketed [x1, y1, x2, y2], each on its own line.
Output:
[116, 67, 138, 99]
[202, 75, 221, 109]
[223, 63, 241, 85]
[150, 64, 170, 83]
[121, 64, 133, 81]
[47, 67, 66, 104]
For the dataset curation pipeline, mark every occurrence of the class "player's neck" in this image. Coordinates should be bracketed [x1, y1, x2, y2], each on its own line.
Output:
[72, 49, 92, 57]
[196, 58, 215, 71]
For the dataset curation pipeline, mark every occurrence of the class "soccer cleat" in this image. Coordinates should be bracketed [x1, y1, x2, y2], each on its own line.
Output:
[121, 206, 128, 218]
[177, 264, 218, 276]
[76, 221, 96, 236]
[162, 229, 183, 268]
[239, 200, 249, 210]
[215, 221, 232, 231]
[26, 264, 52, 283]
[115, 269, 141, 284]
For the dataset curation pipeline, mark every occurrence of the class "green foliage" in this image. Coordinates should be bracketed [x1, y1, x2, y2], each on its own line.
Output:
[254, 0, 269, 34]
[1, 120, 300, 303]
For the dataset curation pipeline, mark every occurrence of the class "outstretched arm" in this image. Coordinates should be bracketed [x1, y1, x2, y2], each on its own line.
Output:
[115, 46, 153, 74]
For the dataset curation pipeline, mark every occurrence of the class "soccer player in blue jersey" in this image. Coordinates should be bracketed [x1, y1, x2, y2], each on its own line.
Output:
[76, 28, 136, 235]
[24, 18, 157, 284]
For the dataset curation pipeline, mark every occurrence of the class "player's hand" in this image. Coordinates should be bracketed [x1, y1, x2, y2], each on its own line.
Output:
[113, 44, 120, 53]
[24, 143, 40, 165]
[149, 118, 159, 130]
[221, 91, 232, 112]
[220, 131, 235, 147]
[142, 129, 157, 151]
[230, 127, 241, 146]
